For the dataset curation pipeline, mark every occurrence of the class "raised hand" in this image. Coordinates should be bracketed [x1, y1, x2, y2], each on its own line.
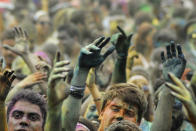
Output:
[17, 72, 47, 88]
[47, 52, 70, 108]
[166, 73, 196, 124]
[110, 26, 133, 58]
[78, 37, 115, 68]
[161, 41, 186, 81]
[0, 59, 16, 102]
[86, 68, 96, 88]
[3, 27, 30, 56]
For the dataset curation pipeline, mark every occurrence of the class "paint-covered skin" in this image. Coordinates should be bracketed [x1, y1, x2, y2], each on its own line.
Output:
[98, 97, 138, 131]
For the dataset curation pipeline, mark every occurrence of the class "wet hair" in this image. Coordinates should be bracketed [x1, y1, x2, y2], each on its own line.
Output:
[102, 83, 147, 123]
[1, 29, 15, 41]
[7, 89, 47, 129]
[106, 120, 141, 131]
[78, 117, 97, 131]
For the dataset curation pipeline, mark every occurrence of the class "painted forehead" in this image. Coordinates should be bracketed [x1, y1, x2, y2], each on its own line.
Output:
[108, 98, 138, 110]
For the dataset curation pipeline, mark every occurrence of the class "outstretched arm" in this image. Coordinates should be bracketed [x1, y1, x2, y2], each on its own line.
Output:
[166, 73, 196, 129]
[151, 42, 186, 131]
[3, 27, 48, 94]
[86, 68, 102, 114]
[5, 72, 46, 104]
[111, 26, 133, 83]
[0, 58, 16, 131]
[44, 52, 70, 131]
[61, 37, 114, 131]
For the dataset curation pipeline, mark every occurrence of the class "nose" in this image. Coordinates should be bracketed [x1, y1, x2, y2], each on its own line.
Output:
[19, 116, 29, 127]
[19, 122, 29, 127]
[116, 116, 123, 121]
[116, 110, 124, 121]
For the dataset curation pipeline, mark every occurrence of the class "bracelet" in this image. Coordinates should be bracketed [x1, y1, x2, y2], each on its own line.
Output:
[70, 85, 85, 99]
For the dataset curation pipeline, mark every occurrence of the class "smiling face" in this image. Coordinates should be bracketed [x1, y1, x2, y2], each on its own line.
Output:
[98, 98, 139, 131]
[8, 100, 43, 131]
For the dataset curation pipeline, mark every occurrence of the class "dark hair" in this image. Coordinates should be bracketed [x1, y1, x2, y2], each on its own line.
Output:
[102, 83, 147, 123]
[106, 120, 141, 131]
[7, 89, 47, 129]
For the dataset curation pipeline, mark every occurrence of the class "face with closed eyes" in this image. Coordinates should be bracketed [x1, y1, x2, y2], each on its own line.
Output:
[98, 98, 139, 131]
[8, 100, 43, 131]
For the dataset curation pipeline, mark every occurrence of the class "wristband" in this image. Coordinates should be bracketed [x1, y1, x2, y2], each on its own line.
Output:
[70, 85, 85, 99]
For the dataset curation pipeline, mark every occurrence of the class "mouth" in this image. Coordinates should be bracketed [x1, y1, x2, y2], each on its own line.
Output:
[17, 129, 27, 131]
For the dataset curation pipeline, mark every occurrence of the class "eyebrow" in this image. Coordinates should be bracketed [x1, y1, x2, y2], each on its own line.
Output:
[12, 110, 41, 116]
[111, 105, 122, 108]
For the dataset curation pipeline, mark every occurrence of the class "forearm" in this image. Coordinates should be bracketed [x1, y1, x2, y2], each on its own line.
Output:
[5, 85, 22, 104]
[88, 84, 102, 114]
[61, 95, 81, 131]
[0, 102, 8, 131]
[151, 86, 174, 131]
[184, 101, 196, 125]
[61, 66, 89, 130]
[45, 106, 62, 131]
[191, 72, 196, 97]
[22, 55, 47, 94]
[112, 58, 127, 84]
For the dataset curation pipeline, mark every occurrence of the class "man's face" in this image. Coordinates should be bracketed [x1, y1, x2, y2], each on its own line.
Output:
[98, 98, 139, 131]
[8, 100, 43, 131]
[36, 15, 50, 36]
[1, 39, 16, 67]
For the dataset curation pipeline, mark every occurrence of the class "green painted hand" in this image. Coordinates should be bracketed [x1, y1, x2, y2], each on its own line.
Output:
[161, 41, 186, 82]
[78, 37, 115, 68]
[47, 52, 70, 108]
[110, 26, 133, 58]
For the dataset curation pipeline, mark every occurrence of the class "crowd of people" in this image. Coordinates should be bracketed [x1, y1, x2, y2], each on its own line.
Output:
[1, 0, 196, 131]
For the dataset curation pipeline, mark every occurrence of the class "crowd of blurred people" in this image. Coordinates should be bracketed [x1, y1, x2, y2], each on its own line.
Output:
[1, 0, 196, 131]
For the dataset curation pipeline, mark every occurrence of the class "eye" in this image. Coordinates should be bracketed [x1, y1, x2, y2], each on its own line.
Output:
[125, 110, 135, 117]
[28, 113, 40, 121]
[12, 111, 23, 119]
[111, 107, 120, 112]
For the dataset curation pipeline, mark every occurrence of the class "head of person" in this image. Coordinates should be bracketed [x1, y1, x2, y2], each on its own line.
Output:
[0, 29, 16, 68]
[7, 90, 46, 131]
[98, 83, 147, 131]
[34, 10, 51, 37]
[105, 120, 141, 131]
[75, 117, 97, 131]
[128, 75, 150, 96]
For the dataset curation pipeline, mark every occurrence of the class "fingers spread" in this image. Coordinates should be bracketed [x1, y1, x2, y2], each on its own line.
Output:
[103, 45, 115, 59]
[161, 52, 165, 63]
[166, 45, 172, 59]
[55, 60, 70, 67]
[168, 73, 185, 88]
[170, 41, 176, 57]
[93, 37, 105, 46]
[97, 37, 110, 49]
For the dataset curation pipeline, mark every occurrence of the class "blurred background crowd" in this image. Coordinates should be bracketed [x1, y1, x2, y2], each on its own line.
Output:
[1, 0, 196, 131]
